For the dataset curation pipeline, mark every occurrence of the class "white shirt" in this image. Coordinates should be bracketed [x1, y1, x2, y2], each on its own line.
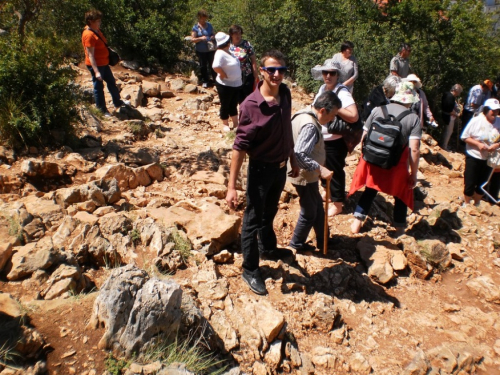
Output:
[213, 50, 243, 87]
[461, 113, 500, 160]
[313, 83, 355, 141]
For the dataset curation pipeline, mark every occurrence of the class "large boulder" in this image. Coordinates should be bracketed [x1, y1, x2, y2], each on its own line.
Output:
[147, 200, 240, 255]
[7, 236, 60, 280]
[0, 242, 13, 273]
[89, 265, 183, 357]
[95, 163, 162, 191]
[23, 195, 64, 230]
[120, 84, 143, 108]
[356, 239, 397, 284]
[20, 159, 64, 178]
[466, 276, 500, 304]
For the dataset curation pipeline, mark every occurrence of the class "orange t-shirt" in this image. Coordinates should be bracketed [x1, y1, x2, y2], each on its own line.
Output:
[82, 27, 109, 67]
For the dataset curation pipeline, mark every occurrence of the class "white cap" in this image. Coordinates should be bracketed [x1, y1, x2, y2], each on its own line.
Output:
[485, 98, 500, 111]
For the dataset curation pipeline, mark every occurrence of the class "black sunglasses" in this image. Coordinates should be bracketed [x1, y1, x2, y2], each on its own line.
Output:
[261, 66, 288, 75]
[322, 71, 338, 76]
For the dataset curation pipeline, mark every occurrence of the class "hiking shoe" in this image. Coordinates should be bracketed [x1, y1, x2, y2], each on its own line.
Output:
[242, 269, 267, 295]
[288, 243, 316, 252]
[260, 247, 294, 261]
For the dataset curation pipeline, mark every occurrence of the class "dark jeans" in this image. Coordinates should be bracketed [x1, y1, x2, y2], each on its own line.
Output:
[87, 65, 123, 113]
[354, 187, 407, 227]
[461, 109, 474, 129]
[196, 50, 216, 83]
[290, 182, 327, 250]
[322, 138, 348, 202]
[215, 83, 240, 120]
[238, 73, 255, 104]
[464, 154, 492, 197]
[241, 159, 287, 271]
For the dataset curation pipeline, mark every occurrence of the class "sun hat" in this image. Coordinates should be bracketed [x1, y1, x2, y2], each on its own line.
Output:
[405, 74, 422, 89]
[484, 98, 500, 111]
[215, 32, 230, 47]
[484, 79, 494, 91]
[311, 59, 341, 80]
[390, 81, 420, 105]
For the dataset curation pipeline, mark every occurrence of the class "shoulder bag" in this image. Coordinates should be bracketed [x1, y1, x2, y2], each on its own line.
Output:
[88, 28, 120, 66]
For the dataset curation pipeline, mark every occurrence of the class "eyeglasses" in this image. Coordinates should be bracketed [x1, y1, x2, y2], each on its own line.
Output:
[322, 71, 337, 76]
[261, 66, 288, 75]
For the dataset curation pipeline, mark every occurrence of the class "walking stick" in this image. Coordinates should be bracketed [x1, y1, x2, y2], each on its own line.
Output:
[323, 178, 330, 255]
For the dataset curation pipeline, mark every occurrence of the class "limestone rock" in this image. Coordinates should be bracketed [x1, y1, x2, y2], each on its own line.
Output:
[312, 346, 337, 369]
[426, 346, 457, 374]
[0, 242, 13, 272]
[418, 239, 452, 270]
[350, 352, 371, 375]
[119, 147, 160, 166]
[64, 153, 96, 173]
[120, 84, 143, 107]
[213, 250, 233, 264]
[357, 239, 394, 284]
[403, 350, 430, 375]
[23, 195, 64, 229]
[7, 237, 60, 280]
[447, 243, 466, 261]
[89, 265, 182, 357]
[148, 200, 240, 255]
[142, 81, 161, 97]
[184, 84, 197, 94]
[303, 293, 339, 332]
[98, 214, 133, 237]
[170, 78, 185, 92]
[210, 311, 238, 352]
[74, 211, 99, 226]
[191, 261, 228, 301]
[0, 145, 15, 164]
[41, 264, 89, 300]
[137, 107, 164, 122]
[21, 159, 64, 178]
[54, 179, 120, 208]
[0, 293, 22, 318]
[191, 170, 227, 185]
[399, 236, 433, 279]
[466, 276, 500, 304]
[95, 163, 162, 191]
[264, 340, 283, 370]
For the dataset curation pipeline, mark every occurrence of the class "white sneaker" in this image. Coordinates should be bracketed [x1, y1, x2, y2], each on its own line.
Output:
[202, 83, 208, 88]
[223, 125, 231, 132]
[122, 100, 131, 106]
[103, 112, 113, 118]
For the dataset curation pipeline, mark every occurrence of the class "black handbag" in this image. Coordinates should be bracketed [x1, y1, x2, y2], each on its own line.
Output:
[88, 28, 121, 66]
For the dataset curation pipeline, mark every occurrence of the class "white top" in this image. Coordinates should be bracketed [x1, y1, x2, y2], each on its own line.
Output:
[314, 83, 356, 141]
[213, 50, 243, 87]
[461, 113, 500, 160]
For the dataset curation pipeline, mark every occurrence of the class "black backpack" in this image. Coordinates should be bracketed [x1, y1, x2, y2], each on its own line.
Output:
[362, 106, 411, 169]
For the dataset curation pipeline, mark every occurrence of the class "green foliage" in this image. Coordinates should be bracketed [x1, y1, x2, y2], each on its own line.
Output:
[90, 0, 187, 67]
[130, 228, 141, 245]
[105, 352, 130, 375]
[141, 336, 227, 375]
[0, 35, 80, 148]
[170, 228, 191, 262]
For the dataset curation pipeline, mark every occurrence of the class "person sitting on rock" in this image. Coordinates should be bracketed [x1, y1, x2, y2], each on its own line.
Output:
[288, 91, 341, 252]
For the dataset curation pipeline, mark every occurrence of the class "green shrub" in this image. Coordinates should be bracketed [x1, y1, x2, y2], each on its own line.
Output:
[0, 35, 81, 148]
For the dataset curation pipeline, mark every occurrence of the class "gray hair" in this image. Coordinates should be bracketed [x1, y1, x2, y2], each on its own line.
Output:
[383, 75, 402, 98]
[451, 84, 463, 94]
[313, 91, 342, 113]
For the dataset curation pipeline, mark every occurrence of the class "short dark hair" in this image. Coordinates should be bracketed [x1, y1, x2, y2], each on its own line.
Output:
[313, 91, 342, 113]
[399, 43, 411, 52]
[85, 9, 102, 25]
[261, 50, 286, 67]
[197, 9, 209, 19]
[229, 24, 243, 36]
[340, 41, 354, 52]
[483, 105, 497, 114]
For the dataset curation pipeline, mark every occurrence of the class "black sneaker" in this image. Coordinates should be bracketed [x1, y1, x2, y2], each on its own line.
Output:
[242, 269, 267, 295]
[289, 243, 317, 252]
[260, 248, 294, 261]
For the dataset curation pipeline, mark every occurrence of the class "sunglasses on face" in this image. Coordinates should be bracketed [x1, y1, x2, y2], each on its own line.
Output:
[322, 71, 337, 77]
[261, 66, 288, 75]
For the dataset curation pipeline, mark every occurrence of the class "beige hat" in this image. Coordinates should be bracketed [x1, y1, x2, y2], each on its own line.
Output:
[391, 81, 420, 105]
[311, 59, 341, 80]
[405, 74, 422, 89]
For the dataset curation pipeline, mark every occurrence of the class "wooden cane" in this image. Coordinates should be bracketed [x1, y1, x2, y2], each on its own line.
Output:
[323, 178, 330, 255]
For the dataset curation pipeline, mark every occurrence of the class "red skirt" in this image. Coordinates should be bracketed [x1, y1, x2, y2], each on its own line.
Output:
[348, 147, 414, 210]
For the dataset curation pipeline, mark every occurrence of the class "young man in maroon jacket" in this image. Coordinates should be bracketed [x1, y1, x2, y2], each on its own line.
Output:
[226, 50, 299, 295]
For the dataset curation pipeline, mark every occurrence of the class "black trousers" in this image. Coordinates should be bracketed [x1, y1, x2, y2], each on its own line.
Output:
[215, 83, 240, 120]
[238, 73, 255, 104]
[463, 154, 492, 197]
[196, 50, 216, 83]
[322, 138, 348, 202]
[241, 159, 287, 271]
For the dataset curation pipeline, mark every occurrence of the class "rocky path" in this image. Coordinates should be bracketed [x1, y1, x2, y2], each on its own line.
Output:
[0, 64, 500, 375]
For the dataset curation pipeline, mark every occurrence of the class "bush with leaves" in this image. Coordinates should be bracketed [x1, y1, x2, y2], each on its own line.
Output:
[0, 35, 80, 148]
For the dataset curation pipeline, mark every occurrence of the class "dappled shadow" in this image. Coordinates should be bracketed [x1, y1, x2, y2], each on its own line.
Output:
[162, 148, 232, 175]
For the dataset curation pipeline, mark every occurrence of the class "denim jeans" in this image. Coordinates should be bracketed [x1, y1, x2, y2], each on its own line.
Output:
[290, 181, 327, 250]
[241, 159, 287, 271]
[87, 65, 123, 113]
[354, 187, 407, 227]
